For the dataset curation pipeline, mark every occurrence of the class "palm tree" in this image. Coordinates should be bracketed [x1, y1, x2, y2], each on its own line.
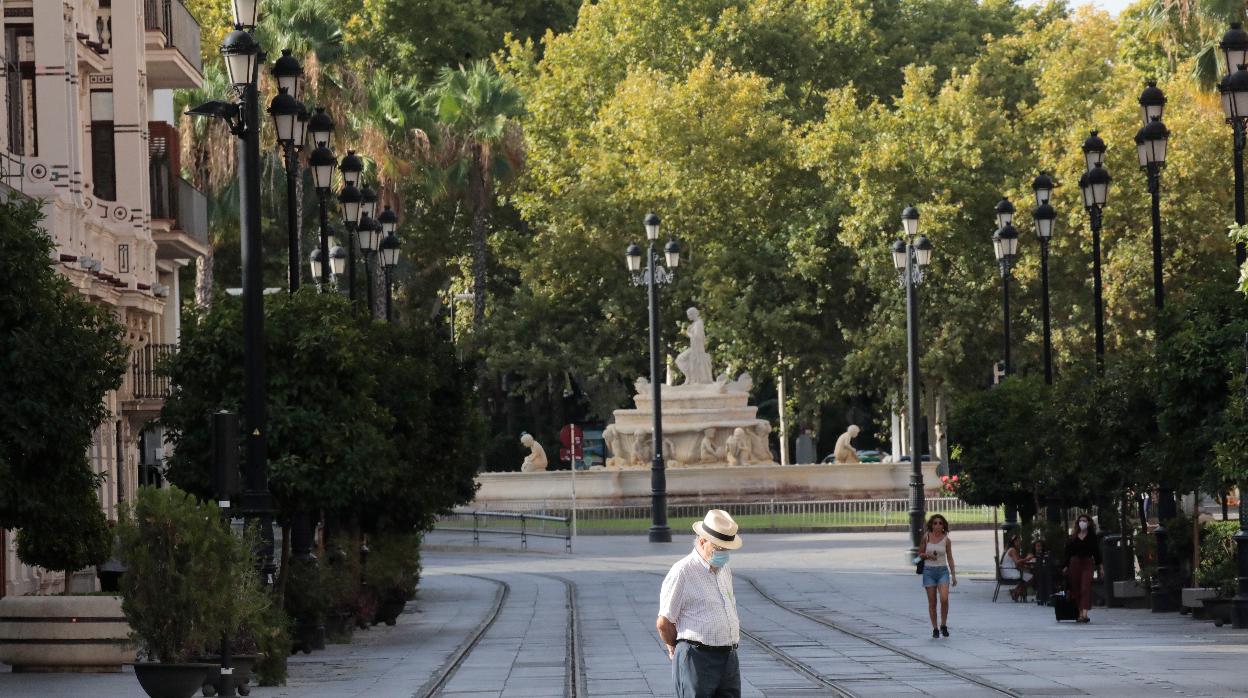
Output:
[1131, 0, 1246, 87]
[420, 61, 525, 326]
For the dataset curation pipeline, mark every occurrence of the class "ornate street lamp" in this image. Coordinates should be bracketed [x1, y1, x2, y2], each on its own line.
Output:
[991, 221, 1019, 376]
[380, 233, 400, 322]
[891, 205, 933, 563]
[230, 0, 260, 29]
[1032, 193, 1056, 385]
[624, 212, 680, 543]
[272, 49, 303, 103]
[1079, 157, 1111, 369]
[268, 83, 304, 293]
[308, 137, 337, 289]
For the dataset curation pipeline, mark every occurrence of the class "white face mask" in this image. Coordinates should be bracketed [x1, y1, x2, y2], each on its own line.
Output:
[1078, 520, 1089, 531]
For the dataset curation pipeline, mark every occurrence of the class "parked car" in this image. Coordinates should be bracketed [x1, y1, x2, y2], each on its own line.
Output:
[821, 449, 885, 464]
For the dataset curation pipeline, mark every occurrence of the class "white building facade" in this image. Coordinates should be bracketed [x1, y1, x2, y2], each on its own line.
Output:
[0, 0, 205, 596]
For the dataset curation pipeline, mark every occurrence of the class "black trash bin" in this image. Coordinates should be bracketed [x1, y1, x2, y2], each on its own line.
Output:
[1101, 533, 1130, 607]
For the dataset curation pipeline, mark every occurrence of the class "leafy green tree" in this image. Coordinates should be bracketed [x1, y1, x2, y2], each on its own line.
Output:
[159, 290, 477, 531]
[0, 196, 126, 579]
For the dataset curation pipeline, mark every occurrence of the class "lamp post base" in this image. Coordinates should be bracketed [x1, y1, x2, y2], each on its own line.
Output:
[648, 526, 672, 543]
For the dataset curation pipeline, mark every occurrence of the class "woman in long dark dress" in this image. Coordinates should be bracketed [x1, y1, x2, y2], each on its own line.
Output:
[1063, 513, 1103, 623]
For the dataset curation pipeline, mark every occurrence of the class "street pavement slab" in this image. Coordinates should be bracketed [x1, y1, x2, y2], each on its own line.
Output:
[1, 528, 1245, 697]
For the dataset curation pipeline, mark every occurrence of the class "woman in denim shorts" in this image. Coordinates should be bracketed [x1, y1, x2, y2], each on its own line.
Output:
[918, 514, 957, 638]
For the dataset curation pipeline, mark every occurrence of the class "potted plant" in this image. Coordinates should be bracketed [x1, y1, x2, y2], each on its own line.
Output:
[116, 487, 239, 698]
[1196, 521, 1238, 626]
[284, 557, 327, 654]
[199, 526, 270, 696]
[364, 531, 422, 626]
[323, 536, 361, 642]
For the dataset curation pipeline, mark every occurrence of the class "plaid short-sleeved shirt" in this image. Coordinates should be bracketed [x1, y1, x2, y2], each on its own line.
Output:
[658, 548, 740, 647]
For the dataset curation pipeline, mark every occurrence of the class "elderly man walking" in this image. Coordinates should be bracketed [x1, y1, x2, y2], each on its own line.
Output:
[656, 509, 743, 698]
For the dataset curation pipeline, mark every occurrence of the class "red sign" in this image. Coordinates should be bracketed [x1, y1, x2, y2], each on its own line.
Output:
[559, 424, 583, 462]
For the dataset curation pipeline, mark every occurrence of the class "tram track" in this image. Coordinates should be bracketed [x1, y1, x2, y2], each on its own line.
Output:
[736, 572, 1020, 697]
[415, 574, 508, 698]
[418, 572, 583, 698]
[421, 550, 1018, 697]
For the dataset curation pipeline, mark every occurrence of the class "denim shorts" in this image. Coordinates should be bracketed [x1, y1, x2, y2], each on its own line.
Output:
[922, 564, 950, 588]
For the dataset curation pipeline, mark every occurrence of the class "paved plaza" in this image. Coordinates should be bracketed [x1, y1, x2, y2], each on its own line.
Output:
[2, 528, 1246, 697]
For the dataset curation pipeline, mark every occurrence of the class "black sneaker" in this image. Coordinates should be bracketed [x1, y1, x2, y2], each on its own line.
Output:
[940, 625, 949, 637]
[932, 628, 940, 639]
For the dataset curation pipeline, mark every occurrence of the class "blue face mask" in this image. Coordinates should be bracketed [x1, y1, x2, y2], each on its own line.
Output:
[709, 549, 730, 567]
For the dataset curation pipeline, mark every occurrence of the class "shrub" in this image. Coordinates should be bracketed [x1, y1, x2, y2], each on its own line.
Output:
[1198, 521, 1239, 598]
[364, 531, 422, 604]
[116, 486, 242, 663]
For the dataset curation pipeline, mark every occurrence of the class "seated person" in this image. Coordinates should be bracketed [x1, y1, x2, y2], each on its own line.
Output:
[1001, 533, 1035, 601]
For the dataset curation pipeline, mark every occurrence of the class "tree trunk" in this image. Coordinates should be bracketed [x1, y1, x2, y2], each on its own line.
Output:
[469, 149, 489, 327]
[195, 248, 214, 309]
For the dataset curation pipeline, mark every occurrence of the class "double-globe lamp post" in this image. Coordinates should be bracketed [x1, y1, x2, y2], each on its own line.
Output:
[266, 50, 307, 293]
[991, 198, 1019, 377]
[1032, 174, 1061, 526]
[1078, 132, 1111, 371]
[1215, 26, 1248, 628]
[890, 206, 933, 561]
[1220, 23, 1248, 265]
[1032, 173, 1056, 386]
[186, 0, 276, 596]
[624, 214, 681, 543]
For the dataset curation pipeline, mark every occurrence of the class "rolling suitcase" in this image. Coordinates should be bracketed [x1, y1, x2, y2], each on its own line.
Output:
[1052, 591, 1079, 622]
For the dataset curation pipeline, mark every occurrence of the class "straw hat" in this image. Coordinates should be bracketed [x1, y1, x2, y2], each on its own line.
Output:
[692, 509, 742, 550]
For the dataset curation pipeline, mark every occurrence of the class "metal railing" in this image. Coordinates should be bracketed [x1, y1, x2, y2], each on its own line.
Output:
[450, 498, 998, 534]
[438, 511, 572, 552]
[131, 343, 176, 399]
[144, 0, 203, 75]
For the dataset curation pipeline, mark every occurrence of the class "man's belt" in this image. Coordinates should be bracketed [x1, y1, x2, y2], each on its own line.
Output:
[678, 639, 738, 652]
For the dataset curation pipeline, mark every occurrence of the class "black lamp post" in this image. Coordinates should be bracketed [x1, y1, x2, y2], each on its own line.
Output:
[329, 235, 347, 292]
[308, 108, 336, 289]
[1032, 173, 1056, 385]
[624, 212, 680, 543]
[376, 205, 398, 320]
[380, 232, 400, 323]
[268, 50, 305, 293]
[357, 213, 381, 316]
[992, 220, 1019, 376]
[338, 151, 364, 303]
[1136, 84, 1170, 312]
[1079, 132, 1111, 370]
[1236, 336, 1248, 629]
[1221, 23, 1248, 265]
[891, 205, 933, 561]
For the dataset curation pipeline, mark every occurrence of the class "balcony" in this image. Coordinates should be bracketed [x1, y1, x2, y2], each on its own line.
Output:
[131, 343, 175, 399]
[150, 122, 210, 260]
[144, 0, 202, 89]
[124, 343, 175, 418]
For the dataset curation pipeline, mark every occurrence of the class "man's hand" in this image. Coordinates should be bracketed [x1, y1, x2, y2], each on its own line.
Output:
[656, 615, 678, 661]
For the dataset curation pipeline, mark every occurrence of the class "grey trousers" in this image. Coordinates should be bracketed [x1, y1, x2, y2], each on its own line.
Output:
[673, 641, 741, 698]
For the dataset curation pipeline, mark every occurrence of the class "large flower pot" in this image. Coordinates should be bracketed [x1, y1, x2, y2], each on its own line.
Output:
[0, 595, 136, 672]
[373, 597, 407, 627]
[198, 654, 258, 697]
[326, 611, 354, 642]
[1201, 597, 1234, 627]
[132, 662, 214, 698]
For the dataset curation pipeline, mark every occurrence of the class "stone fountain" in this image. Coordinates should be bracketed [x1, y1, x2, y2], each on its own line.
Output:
[603, 307, 776, 469]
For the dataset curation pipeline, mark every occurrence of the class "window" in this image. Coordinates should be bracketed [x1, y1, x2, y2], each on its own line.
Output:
[90, 90, 116, 200]
[4, 26, 35, 156]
